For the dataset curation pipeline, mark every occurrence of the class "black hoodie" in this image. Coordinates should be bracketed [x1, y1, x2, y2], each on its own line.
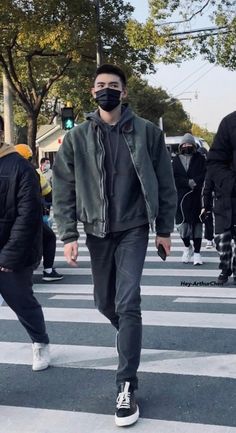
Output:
[87, 105, 148, 232]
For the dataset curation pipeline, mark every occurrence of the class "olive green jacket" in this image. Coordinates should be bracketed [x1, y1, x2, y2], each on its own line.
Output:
[53, 111, 177, 242]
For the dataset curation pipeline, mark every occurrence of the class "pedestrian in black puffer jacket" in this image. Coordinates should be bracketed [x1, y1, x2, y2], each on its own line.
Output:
[207, 110, 236, 285]
[172, 133, 206, 265]
[0, 115, 50, 371]
[0, 151, 42, 269]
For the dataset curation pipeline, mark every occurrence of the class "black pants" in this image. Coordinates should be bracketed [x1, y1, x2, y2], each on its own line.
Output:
[182, 237, 202, 253]
[0, 267, 49, 343]
[204, 213, 214, 241]
[86, 224, 149, 390]
[43, 222, 56, 268]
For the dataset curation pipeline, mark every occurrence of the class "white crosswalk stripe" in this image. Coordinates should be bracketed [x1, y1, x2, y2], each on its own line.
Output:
[2, 406, 236, 433]
[1, 341, 236, 379]
[1, 225, 236, 432]
[2, 306, 236, 328]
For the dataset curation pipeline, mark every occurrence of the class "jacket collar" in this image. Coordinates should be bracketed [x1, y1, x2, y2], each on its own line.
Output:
[0, 143, 16, 159]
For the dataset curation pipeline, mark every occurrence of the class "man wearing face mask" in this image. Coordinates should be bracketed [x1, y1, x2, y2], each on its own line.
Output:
[39, 157, 53, 186]
[172, 133, 206, 265]
[52, 64, 177, 427]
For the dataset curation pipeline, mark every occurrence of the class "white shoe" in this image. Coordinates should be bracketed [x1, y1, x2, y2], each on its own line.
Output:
[32, 343, 50, 371]
[206, 240, 214, 249]
[193, 253, 203, 265]
[182, 245, 193, 263]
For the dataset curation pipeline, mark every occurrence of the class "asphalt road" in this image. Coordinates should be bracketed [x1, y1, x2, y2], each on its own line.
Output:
[1, 225, 236, 433]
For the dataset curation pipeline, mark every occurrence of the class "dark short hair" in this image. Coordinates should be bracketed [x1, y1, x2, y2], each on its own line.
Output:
[94, 64, 127, 87]
[40, 157, 50, 164]
[0, 115, 4, 131]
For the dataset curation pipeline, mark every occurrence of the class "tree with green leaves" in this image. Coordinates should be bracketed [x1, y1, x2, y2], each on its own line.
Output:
[126, 1, 236, 69]
[191, 123, 215, 146]
[127, 76, 192, 134]
[0, 0, 156, 159]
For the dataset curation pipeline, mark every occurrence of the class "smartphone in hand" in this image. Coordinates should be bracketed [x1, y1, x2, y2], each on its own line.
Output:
[157, 244, 167, 261]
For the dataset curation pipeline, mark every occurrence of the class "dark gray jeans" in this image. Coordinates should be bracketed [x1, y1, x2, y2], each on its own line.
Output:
[86, 224, 149, 390]
[0, 267, 49, 344]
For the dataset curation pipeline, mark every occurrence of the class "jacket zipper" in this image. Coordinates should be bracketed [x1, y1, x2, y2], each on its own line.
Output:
[122, 132, 154, 230]
[97, 130, 108, 237]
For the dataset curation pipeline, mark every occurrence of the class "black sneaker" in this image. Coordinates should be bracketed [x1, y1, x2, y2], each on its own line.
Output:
[43, 269, 63, 281]
[115, 381, 139, 427]
[217, 270, 231, 285]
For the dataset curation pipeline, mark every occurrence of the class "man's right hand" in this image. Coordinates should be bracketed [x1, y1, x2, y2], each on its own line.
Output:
[64, 241, 78, 267]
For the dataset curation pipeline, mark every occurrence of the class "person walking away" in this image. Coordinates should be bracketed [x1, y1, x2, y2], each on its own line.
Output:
[52, 64, 177, 427]
[0, 116, 50, 371]
[207, 111, 236, 284]
[201, 173, 215, 248]
[197, 144, 215, 249]
[14, 144, 63, 282]
[204, 213, 215, 248]
[172, 133, 206, 265]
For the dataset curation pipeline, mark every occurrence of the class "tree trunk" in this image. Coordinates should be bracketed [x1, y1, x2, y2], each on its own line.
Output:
[27, 114, 39, 165]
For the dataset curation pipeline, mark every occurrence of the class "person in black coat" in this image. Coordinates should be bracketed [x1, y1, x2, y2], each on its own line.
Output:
[207, 111, 236, 284]
[0, 115, 50, 371]
[173, 133, 206, 265]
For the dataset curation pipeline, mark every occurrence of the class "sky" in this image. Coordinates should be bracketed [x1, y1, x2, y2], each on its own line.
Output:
[127, 0, 235, 132]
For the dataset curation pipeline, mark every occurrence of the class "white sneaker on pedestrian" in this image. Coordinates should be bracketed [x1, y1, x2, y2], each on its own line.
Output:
[182, 245, 193, 263]
[206, 240, 214, 249]
[32, 343, 50, 371]
[193, 253, 203, 265]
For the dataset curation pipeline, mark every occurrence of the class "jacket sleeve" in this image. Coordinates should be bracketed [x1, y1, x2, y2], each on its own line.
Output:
[153, 130, 177, 236]
[52, 133, 79, 244]
[202, 173, 214, 211]
[207, 116, 235, 185]
[0, 164, 42, 270]
[207, 116, 236, 204]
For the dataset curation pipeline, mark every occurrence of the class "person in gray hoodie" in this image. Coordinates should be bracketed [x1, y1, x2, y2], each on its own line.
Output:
[53, 64, 177, 427]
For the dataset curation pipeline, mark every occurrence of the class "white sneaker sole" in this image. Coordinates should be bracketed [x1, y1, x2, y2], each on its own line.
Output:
[32, 362, 49, 371]
[115, 406, 139, 427]
[42, 276, 63, 281]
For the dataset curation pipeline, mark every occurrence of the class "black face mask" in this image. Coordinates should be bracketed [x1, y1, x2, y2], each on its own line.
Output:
[95, 88, 121, 112]
[180, 146, 194, 155]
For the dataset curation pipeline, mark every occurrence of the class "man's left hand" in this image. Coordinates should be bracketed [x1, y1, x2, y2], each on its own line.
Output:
[155, 236, 171, 256]
[0, 267, 12, 272]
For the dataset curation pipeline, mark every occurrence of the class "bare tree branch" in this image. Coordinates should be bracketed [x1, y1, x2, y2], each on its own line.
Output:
[158, 0, 211, 26]
[25, 55, 38, 103]
[34, 57, 72, 112]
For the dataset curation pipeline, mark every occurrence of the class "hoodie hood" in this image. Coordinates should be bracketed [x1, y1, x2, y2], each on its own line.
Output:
[86, 104, 134, 131]
[178, 133, 197, 152]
